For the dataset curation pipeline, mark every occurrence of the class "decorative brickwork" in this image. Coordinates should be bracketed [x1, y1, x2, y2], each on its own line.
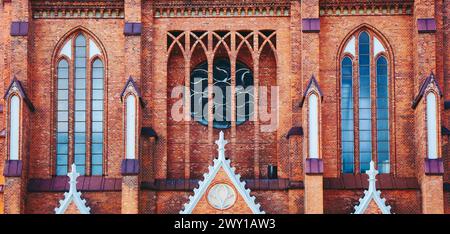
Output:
[0, 0, 449, 214]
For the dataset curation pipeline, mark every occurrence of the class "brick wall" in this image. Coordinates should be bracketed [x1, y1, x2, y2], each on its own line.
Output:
[0, 0, 448, 214]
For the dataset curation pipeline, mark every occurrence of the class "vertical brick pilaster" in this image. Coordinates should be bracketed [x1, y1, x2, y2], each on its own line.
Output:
[3, 0, 31, 214]
[301, 0, 323, 214]
[413, 0, 444, 214]
[121, 175, 139, 214]
[123, 0, 142, 214]
[304, 175, 323, 214]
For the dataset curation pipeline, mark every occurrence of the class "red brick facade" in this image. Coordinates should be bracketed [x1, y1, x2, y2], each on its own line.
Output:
[0, 0, 449, 214]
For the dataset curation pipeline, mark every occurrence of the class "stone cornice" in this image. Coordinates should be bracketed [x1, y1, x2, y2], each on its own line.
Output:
[31, 0, 124, 19]
[320, 0, 414, 16]
[153, 0, 290, 18]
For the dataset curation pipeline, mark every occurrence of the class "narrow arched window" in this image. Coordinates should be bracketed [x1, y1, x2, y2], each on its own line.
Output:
[426, 93, 438, 159]
[126, 95, 136, 159]
[376, 56, 390, 173]
[341, 57, 354, 173]
[9, 96, 20, 160]
[74, 34, 87, 175]
[56, 59, 70, 175]
[55, 32, 105, 176]
[358, 31, 372, 173]
[308, 94, 319, 159]
[340, 30, 391, 174]
[91, 59, 104, 175]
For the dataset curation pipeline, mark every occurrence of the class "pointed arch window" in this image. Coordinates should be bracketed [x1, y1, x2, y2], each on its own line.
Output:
[340, 30, 391, 174]
[55, 32, 105, 176]
[426, 93, 438, 159]
[9, 95, 20, 160]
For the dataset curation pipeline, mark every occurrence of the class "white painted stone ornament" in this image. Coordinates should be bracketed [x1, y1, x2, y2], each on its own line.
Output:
[55, 164, 91, 214]
[353, 161, 391, 214]
[180, 131, 265, 214]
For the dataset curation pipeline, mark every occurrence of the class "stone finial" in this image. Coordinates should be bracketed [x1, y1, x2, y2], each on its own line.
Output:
[215, 131, 228, 160]
[54, 164, 91, 214]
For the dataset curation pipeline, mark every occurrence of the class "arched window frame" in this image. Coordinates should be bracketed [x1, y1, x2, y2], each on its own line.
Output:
[338, 28, 393, 175]
[307, 92, 320, 159]
[425, 91, 440, 159]
[8, 95, 21, 161]
[53, 29, 107, 176]
[124, 93, 138, 160]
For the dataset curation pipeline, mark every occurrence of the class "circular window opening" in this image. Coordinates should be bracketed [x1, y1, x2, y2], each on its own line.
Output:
[190, 58, 254, 129]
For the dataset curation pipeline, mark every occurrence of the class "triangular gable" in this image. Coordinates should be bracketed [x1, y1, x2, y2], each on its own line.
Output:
[55, 164, 91, 214]
[120, 76, 145, 107]
[412, 72, 442, 109]
[180, 131, 265, 214]
[3, 76, 35, 111]
[353, 161, 392, 214]
[300, 75, 323, 107]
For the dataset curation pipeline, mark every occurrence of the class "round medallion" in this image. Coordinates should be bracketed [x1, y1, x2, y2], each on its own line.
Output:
[207, 183, 236, 210]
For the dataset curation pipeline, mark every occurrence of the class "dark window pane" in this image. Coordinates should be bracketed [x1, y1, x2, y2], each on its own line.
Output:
[93, 90, 103, 99]
[58, 69, 69, 78]
[360, 142, 372, 153]
[75, 111, 86, 122]
[56, 154, 68, 165]
[74, 144, 86, 154]
[57, 133, 69, 144]
[75, 34, 86, 46]
[377, 130, 389, 141]
[92, 122, 103, 132]
[91, 165, 102, 175]
[93, 79, 103, 89]
[76, 165, 85, 176]
[360, 130, 372, 141]
[56, 166, 68, 176]
[92, 111, 103, 122]
[57, 122, 68, 132]
[92, 143, 103, 154]
[74, 122, 86, 132]
[75, 101, 86, 110]
[75, 79, 86, 88]
[92, 100, 103, 111]
[58, 101, 68, 111]
[92, 133, 103, 143]
[57, 144, 68, 154]
[58, 79, 69, 89]
[74, 133, 86, 143]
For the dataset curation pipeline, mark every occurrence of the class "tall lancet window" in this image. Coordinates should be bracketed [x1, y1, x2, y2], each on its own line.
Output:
[9, 96, 20, 160]
[74, 34, 87, 175]
[376, 56, 390, 173]
[91, 59, 104, 175]
[426, 93, 438, 159]
[340, 30, 391, 174]
[56, 59, 70, 175]
[55, 31, 105, 176]
[126, 95, 136, 159]
[358, 32, 372, 173]
[341, 57, 354, 173]
[308, 94, 319, 159]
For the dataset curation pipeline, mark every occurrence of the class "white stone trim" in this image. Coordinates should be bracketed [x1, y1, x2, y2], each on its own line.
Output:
[89, 40, 101, 59]
[353, 161, 391, 214]
[180, 131, 265, 214]
[373, 37, 385, 58]
[60, 39, 72, 59]
[343, 36, 356, 56]
[55, 164, 91, 214]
